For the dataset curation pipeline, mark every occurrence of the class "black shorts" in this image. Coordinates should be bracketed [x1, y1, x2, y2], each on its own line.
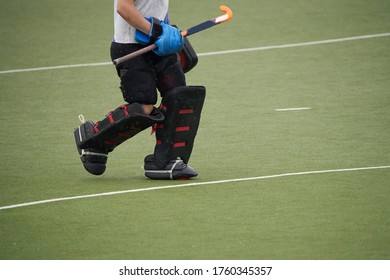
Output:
[110, 42, 186, 105]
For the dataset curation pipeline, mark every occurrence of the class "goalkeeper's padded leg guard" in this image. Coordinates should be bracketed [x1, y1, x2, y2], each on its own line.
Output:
[78, 103, 164, 152]
[153, 86, 206, 169]
[74, 103, 164, 175]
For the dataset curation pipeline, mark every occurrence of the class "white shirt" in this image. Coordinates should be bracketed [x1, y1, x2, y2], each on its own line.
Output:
[114, 0, 169, 44]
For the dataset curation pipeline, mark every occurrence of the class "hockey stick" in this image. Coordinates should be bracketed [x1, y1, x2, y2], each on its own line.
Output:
[112, 5, 233, 66]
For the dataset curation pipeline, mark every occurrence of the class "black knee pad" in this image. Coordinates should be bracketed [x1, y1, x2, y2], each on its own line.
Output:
[155, 56, 186, 95]
[119, 67, 158, 104]
[78, 103, 164, 152]
[153, 86, 206, 169]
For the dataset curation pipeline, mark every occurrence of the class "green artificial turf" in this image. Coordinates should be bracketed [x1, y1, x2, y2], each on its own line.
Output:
[1, 0, 389, 260]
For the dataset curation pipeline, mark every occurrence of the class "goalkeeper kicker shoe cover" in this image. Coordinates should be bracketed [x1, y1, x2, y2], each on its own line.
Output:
[143, 154, 198, 180]
[74, 117, 108, 176]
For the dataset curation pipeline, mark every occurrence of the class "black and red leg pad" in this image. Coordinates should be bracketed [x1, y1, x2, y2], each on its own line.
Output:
[78, 103, 164, 152]
[154, 86, 206, 169]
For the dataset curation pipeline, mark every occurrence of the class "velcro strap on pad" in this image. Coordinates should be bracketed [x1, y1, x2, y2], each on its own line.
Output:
[150, 17, 163, 43]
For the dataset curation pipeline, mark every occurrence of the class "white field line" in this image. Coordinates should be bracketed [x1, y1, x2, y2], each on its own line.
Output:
[1, 165, 389, 211]
[198, 32, 390, 57]
[1, 33, 389, 75]
[276, 107, 312, 112]
[0, 62, 112, 75]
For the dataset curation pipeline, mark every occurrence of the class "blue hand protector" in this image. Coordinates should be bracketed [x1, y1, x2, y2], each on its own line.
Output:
[135, 17, 163, 45]
[154, 22, 184, 56]
[135, 29, 150, 45]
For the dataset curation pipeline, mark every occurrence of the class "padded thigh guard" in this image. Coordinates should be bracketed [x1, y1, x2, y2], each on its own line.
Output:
[79, 103, 164, 152]
[154, 86, 206, 169]
[178, 37, 198, 73]
[170, 26, 198, 73]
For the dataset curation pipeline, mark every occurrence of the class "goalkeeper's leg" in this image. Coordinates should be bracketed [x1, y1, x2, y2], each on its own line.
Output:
[74, 103, 164, 175]
[144, 86, 206, 180]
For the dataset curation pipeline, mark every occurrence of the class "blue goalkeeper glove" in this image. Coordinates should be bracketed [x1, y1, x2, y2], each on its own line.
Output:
[135, 17, 184, 56]
[154, 23, 184, 56]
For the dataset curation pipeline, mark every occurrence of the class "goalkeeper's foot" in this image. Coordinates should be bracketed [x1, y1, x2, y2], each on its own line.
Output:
[143, 154, 198, 180]
[74, 115, 108, 176]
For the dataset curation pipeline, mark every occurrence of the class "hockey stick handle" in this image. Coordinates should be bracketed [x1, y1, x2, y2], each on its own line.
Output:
[113, 6, 233, 66]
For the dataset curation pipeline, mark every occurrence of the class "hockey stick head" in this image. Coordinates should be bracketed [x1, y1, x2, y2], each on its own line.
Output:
[181, 5, 233, 37]
[214, 6, 233, 24]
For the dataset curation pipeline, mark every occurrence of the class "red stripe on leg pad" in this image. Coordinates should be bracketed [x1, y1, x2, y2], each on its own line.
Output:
[108, 114, 115, 124]
[179, 109, 194, 114]
[93, 123, 100, 133]
[176, 126, 190, 132]
[121, 105, 129, 116]
[174, 142, 186, 148]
